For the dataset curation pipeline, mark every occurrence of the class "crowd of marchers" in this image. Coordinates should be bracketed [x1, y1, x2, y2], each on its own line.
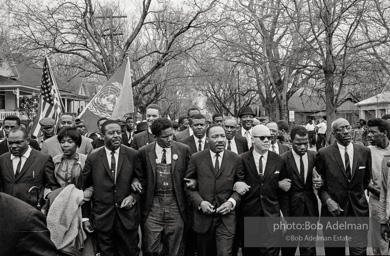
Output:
[1, 104, 390, 256]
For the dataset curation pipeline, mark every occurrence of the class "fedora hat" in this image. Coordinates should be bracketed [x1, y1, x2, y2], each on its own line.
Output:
[238, 106, 255, 117]
[135, 122, 148, 134]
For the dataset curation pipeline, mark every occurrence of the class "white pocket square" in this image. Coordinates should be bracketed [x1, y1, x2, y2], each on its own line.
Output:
[359, 166, 365, 169]
[274, 171, 280, 174]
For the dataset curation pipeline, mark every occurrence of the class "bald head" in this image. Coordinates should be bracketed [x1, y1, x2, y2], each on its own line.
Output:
[252, 125, 271, 153]
[331, 118, 349, 132]
[252, 125, 271, 137]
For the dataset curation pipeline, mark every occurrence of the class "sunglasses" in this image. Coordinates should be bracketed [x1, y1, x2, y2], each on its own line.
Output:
[253, 136, 274, 141]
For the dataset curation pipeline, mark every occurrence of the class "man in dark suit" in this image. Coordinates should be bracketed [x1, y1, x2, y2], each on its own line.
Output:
[316, 118, 371, 256]
[266, 121, 290, 155]
[131, 104, 161, 150]
[138, 118, 191, 256]
[122, 116, 134, 147]
[180, 114, 209, 154]
[176, 107, 201, 141]
[0, 192, 61, 255]
[0, 127, 59, 207]
[280, 126, 321, 256]
[223, 117, 249, 154]
[235, 106, 256, 149]
[0, 115, 40, 155]
[91, 117, 108, 149]
[234, 125, 285, 256]
[80, 120, 144, 256]
[185, 124, 244, 256]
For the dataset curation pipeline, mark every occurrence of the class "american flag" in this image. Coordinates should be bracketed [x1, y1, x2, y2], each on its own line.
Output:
[30, 57, 63, 137]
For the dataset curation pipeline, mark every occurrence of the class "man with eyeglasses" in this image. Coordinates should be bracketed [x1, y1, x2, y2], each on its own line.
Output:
[315, 118, 371, 256]
[0, 127, 59, 207]
[223, 117, 249, 154]
[234, 125, 286, 256]
[0, 115, 40, 155]
[41, 113, 93, 157]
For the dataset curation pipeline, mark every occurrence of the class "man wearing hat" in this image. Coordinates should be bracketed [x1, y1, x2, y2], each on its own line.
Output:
[38, 117, 56, 148]
[236, 106, 256, 149]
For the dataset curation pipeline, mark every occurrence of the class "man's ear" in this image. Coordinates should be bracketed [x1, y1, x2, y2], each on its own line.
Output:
[26, 137, 30, 145]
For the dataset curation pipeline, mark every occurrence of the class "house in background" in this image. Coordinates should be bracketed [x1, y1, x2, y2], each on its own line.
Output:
[355, 91, 390, 120]
[288, 88, 360, 125]
[0, 38, 93, 121]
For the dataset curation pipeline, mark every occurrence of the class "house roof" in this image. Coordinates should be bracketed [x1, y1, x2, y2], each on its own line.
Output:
[355, 91, 390, 106]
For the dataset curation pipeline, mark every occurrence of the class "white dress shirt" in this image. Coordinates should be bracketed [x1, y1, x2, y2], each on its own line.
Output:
[194, 135, 206, 151]
[316, 122, 327, 134]
[337, 142, 353, 170]
[209, 150, 236, 209]
[155, 143, 172, 164]
[226, 137, 238, 154]
[270, 142, 279, 154]
[11, 146, 32, 175]
[292, 149, 308, 183]
[104, 146, 120, 181]
[253, 149, 268, 174]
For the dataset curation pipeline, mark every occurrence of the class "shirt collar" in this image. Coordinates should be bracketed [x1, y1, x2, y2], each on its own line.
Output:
[210, 149, 224, 160]
[104, 146, 120, 155]
[337, 142, 353, 151]
[292, 149, 307, 159]
[253, 149, 268, 160]
[10, 146, 32, 160]
[242, 127, 252, 135]
[155, 142, 171, 153]
[193, 135, 206, 144]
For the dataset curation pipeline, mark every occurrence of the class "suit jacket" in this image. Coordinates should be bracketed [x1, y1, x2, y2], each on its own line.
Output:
[279, 150, 319, 217]
[122, 131, 133, 147]
[138, 141, 191, 223]
[80, 145, 143, 232]
[42, 135, 93, 158]
[176, 127, 191, 141]
[0, 149, 59, 207]
[180, 135, 209, 155]
[233, 135, 249, 154]
[130, 130, 154, 150]
[0, 192, 60, 256]
[185, 149, 244, 234]
[239, 150, 285, 217]
[276, 141, 290, 155]
[0, 138, 41, 156]
[315, 143, 371, 217]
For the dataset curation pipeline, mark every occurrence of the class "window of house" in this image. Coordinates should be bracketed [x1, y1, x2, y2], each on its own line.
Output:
[0, 93, 5, 109]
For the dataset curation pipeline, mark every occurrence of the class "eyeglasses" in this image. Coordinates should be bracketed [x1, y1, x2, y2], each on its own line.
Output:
[334, 125, 352, 133]
[253, 136, 274, 141]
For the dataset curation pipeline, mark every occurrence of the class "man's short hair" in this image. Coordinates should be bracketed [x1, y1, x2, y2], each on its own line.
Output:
[9, 126, 28, 139]
[187, 107, 200, 117]
[367, 118, 390, 135]
[290, 126, 308, 140]
[151, 118, 172, 137]
[178, 116, 188, 125]
[223, 116, 238, 124]
[60, 112, 75, 120]
[4, 115, 21, 126]
[359, 119, 367, 125]
[101, 120, 120, 135]
[206, 124, 223, 137]
[147, 104, 161, 114]
[190, 114, 206, 125]
[277, 120, 289, 133]
[125, 116, 133, 122]
[382, 114, 390, 121]
[212, 113, 223, 121]
[57, 127, 82, 147]
[97, 117, 108, 127]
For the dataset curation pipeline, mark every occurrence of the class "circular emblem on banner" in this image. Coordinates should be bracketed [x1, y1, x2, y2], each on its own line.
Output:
[89, 82, 122, 117]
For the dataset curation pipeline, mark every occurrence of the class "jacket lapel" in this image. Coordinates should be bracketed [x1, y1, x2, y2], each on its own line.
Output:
[263, 152, 275, 180]
[287, 151, 302, 183]
[204, 151, 215, 177]
[148, 143, 157, 185]
[116, 146, 125, 177]
[246, 151, 260, 181]
[307, 151, 315, 185]
[6, 153, 15, 180]
[332, 143, 348, 180]
[15, 150, 36, 181]
[171, 143, 178, 175]
[216, 150, 228, 178]
[99, 148, 112, 180]
[351, 143, 359, 179]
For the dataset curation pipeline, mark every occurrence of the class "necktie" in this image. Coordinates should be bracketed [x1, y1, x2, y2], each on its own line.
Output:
[161, 148, 167, 164]
[300, 156, 305, 183]
[227, 140, 232, 151]
[15, 157, 22, 178]
[259, 156, 263, 176]
[271, 144, 276, 152]
[245, 130, 252, 149]
[198, 139, 202, 152]
[345, 147, 351, 181]
[215, 153, 220, 174]
[110, 150, 116, 180]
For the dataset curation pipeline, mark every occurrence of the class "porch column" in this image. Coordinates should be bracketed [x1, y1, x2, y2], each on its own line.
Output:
[64, 98, 68, 112]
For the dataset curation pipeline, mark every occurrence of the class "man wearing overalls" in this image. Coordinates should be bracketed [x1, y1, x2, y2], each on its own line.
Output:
[137, 118, 191, 256]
